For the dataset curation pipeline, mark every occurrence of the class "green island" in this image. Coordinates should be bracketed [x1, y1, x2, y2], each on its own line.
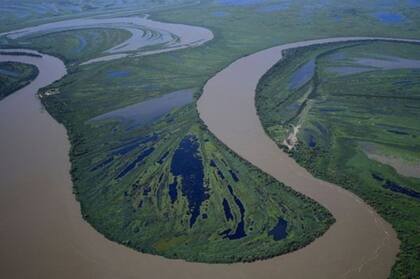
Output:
[1, 0, 420, 276]
[256, 40, 420, 278]
[32, 30, 335, 263]
[0, 61, 38, 100]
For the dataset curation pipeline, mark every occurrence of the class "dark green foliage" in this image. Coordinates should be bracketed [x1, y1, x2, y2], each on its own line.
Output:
[0, 61, 38, 100]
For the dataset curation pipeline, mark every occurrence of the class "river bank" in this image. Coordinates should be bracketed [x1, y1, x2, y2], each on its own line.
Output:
[197, 37, 419, 278]
[1, 37, 417, 278]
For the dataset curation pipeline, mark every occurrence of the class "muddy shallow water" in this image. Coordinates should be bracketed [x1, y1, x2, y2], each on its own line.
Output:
[0, 37, 418, 279]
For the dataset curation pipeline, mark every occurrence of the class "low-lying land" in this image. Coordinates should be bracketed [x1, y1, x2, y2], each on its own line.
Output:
[36, 44, 334, 261]
[256, 40, 420, 278]
[2, 0, 420, 274]
[0, 61, 38, 100]
[14, 28, 132, 65]
[65, 103, 334, 262]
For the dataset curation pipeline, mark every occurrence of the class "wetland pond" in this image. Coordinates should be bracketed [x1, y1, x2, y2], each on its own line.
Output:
[90, 88, 194, 129]
[170, 135, 207, 227]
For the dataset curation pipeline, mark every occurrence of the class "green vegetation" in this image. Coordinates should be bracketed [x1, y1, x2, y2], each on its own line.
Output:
[0, 61, 38, 100]
[39, 48, 334, 262]
[0, 0, 197, 33]
[63, 103, 333, 262]
[3, 0, 420, 270]
[256, 41, 420, 278]
[17, 28, 131, 65]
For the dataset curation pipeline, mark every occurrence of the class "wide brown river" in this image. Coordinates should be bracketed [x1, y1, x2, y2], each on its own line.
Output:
[0, 37, 418, 279]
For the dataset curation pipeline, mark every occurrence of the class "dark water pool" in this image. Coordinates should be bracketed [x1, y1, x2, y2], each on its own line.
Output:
[268, 218, 288, 241]
[157, 151, 169, 164]
[308, 134, 317, 148]
[371, 173, 385, 182]
[170, 135, 207, 227]
[116, 147, 154, 179]
[220, 184, 246, 240]
[90, 157, 114, 172]
[222, 198, 234, 221]
[111, 134, 158, 156]
[373, 12, 405, 24]
[383, 180, 420, 199]
[90, 135, 158, 172]
[217, 169, 225, 180]
[372, 173, 420, 199]
[168, 177, 178, 204]
[229, 170, 239, 182]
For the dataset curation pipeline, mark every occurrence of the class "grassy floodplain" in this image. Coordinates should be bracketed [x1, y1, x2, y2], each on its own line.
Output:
[256, 41, 420, 278]
[35, 49, 334, 262]
[0, 61, 38, 100]
[1, 0, 420, 274]
[17, 28, 132, 65]
[0, 0, 198, 33]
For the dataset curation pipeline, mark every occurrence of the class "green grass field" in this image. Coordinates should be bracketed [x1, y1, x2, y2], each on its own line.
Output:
[256, 40, 420, 278]
[0, 61, 38, 100]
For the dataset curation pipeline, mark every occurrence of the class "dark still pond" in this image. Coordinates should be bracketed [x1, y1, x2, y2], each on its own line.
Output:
[170, 135, 207, 227]
[269, 218, 288, 241]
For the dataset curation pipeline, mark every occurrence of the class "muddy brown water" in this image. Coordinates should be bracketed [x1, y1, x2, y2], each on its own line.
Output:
[0, 37, 418, 279]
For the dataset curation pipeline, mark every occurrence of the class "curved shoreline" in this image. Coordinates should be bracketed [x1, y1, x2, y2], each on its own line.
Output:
[197, 37, 419, 278]
[0, 51, 341, 279]
[0, 38, 417, 278]
[1, 16, 214, 65]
